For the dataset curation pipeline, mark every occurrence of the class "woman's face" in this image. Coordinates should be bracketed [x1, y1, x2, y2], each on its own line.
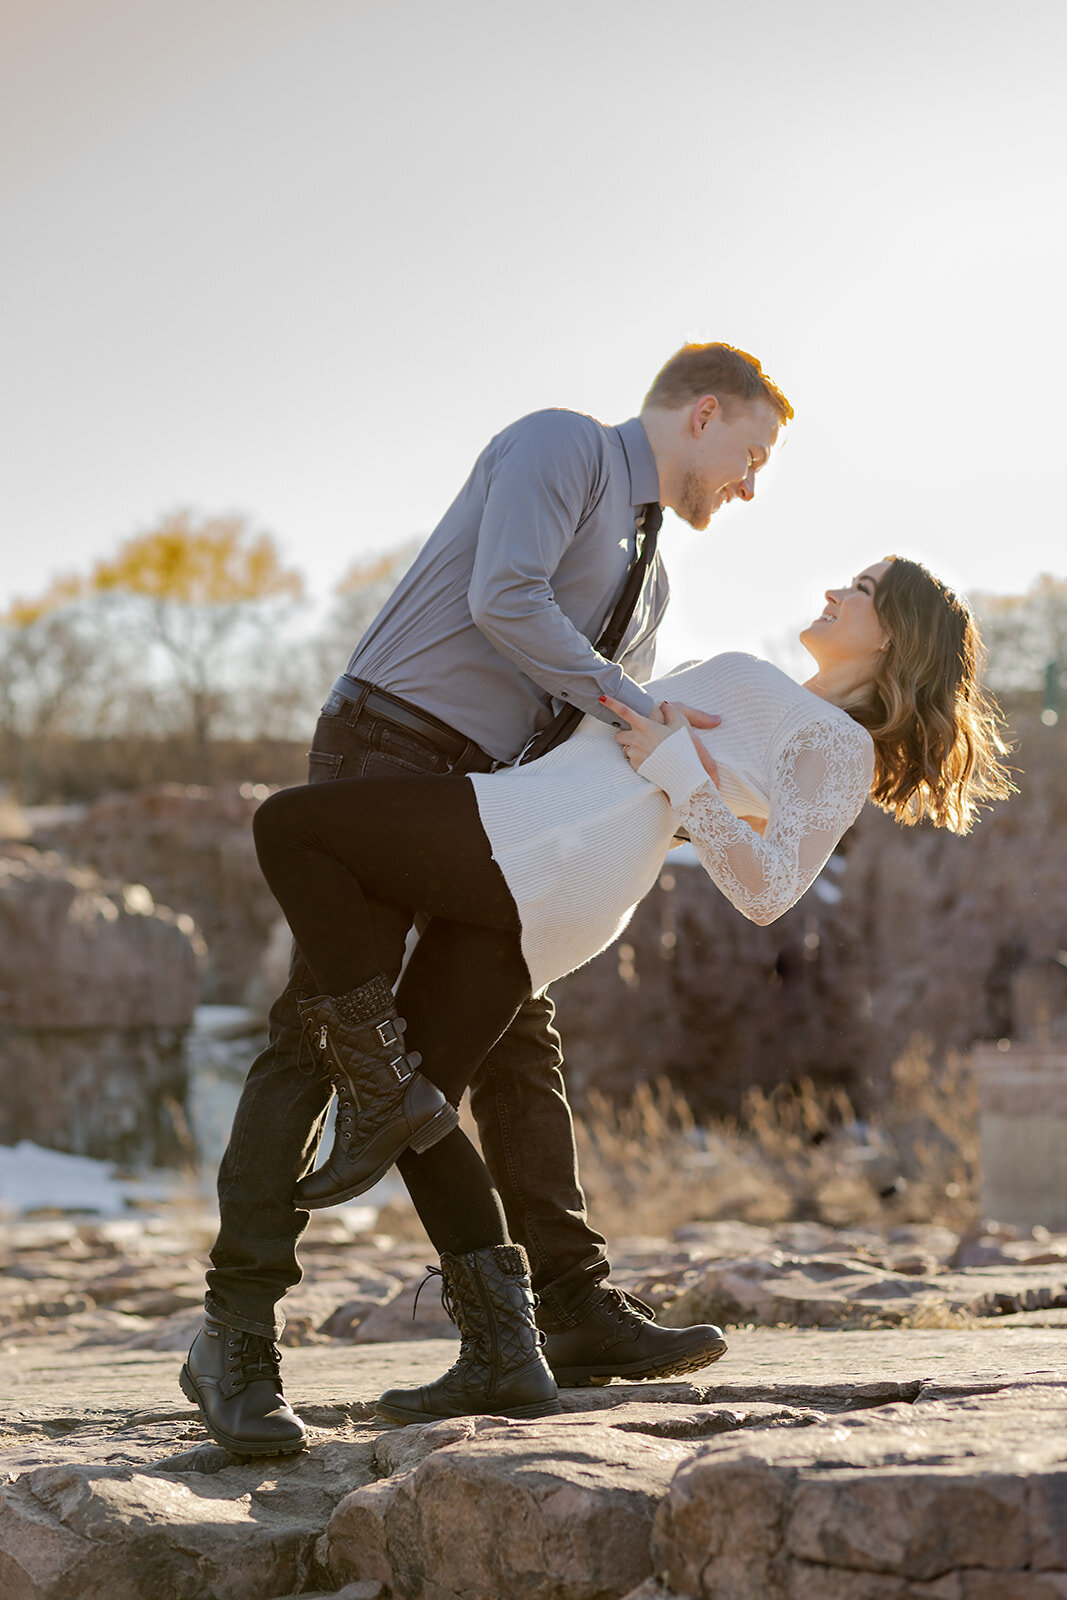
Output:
[800, 561, 892, 668]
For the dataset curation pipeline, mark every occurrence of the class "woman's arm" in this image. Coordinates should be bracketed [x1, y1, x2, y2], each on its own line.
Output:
[625, 712, 875, 926]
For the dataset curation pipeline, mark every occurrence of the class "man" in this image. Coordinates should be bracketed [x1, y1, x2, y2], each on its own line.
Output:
[187, 342, 791, 1455]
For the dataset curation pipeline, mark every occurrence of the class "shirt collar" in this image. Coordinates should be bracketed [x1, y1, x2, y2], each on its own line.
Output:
[615, 417, 660, 510]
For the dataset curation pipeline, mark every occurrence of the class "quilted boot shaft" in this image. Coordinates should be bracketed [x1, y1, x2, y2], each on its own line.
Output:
[293, 988, 459, 1208]
[374, 1244, 562, 1424]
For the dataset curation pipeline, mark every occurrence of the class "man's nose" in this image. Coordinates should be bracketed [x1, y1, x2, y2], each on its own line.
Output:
[736, 473, 755, 502]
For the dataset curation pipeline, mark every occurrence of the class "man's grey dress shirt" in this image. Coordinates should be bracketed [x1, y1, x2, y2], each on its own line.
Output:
[347, 410, 669, 764]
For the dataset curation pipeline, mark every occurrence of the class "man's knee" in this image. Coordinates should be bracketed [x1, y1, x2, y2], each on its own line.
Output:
[500, 993, 563, 1065]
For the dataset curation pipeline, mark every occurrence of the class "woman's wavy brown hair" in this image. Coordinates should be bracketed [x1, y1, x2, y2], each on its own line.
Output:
[847, 557, 1014, 834]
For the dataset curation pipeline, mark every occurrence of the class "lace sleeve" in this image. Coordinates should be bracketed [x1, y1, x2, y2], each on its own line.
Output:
[673, 718, 875, 925]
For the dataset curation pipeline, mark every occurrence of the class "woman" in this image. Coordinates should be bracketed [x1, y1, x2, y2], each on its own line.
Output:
[250, 556, 1012, 1424]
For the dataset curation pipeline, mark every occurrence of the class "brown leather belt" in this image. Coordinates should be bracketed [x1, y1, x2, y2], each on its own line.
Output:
[329, 675, 495, 772]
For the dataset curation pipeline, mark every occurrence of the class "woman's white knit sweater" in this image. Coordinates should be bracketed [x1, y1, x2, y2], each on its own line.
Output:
[468, 653, 875, 992]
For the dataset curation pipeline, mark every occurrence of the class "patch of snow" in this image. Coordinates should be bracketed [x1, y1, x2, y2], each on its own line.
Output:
[0, 1140, 184, 1218]
[193, 1004, 261, 1035]
[22, 803, 88, 828]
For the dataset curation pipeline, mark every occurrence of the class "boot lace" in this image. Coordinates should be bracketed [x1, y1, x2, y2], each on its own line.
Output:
[598, 1285, 655, 1330]
[333, 1078, 358, 1137]
[413, 1264, 478, 1381]
[226, 1329, 284, 1390]
[412, 1265, 465, 1330]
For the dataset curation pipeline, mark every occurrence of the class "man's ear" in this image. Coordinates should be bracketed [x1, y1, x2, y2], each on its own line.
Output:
[691, 393, 721, 435]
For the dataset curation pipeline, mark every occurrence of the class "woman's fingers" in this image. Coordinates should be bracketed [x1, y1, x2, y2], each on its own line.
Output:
[599, 693, 653, 734]
[601, 693, 721, 734]
[600, 694, 719, 778]
[660, 701, 721, 787]
[601, 693, 673, 769]
[673, 702, 722, 729]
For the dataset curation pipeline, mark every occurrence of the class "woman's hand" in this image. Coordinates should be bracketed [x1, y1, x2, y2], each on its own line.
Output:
[600, 695, 688, 771]
[646, 701, 721, 731]
[601, 694, 720, 786]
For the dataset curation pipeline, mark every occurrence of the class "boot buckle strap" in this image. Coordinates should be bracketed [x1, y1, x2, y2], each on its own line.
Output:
[376, 1019, 399, 1048]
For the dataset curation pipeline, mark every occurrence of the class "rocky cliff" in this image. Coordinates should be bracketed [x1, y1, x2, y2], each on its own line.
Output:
[0, 845, 202, 1163]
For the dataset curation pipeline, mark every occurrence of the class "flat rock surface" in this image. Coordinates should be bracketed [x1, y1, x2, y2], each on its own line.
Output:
[2, 1326, 1063, 1480]
[3, 1216, 1066, 1598]
[4, 1332, 1062, 1600]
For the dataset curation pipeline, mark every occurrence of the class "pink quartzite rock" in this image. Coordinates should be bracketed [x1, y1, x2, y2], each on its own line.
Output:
[30, 782, 281, 1005]
[0, 1442, 377, 1600]
[325, 1411, 693, 1600]
[0, 847, 202, 1162]
[0, 847, 200, 1029]
[659, 1252, 1067, 1328]
[652, 1379, 1067, 1600]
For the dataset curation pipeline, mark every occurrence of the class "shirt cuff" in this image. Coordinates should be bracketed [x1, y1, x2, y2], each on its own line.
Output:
[637, 727, 712, 808]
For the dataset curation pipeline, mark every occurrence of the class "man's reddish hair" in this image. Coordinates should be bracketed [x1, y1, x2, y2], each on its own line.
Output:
[642, 342, 793, 424]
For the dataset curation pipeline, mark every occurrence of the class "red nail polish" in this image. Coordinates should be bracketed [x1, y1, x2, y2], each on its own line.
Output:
[598, 696, 608, 703]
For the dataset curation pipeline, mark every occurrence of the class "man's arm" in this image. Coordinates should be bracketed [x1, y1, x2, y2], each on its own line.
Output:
[467, 412, 656, 724]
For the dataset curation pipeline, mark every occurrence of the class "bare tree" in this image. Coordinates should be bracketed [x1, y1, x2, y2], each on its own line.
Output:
[221, 540, 421, 742]
[321, 540, 419, 668]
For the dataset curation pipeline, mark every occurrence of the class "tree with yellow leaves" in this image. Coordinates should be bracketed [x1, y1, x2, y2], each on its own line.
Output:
[89, 510, 305, 746]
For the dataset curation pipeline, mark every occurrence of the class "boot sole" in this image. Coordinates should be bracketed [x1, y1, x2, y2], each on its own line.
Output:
[179, 1365, 307, 1457]
[373, 1395, 564, 1426]
[551, 1336, 729, 1388]
[297, 1102, 461, 1209]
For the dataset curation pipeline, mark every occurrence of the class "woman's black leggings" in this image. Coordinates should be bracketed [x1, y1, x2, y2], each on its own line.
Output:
[253, 774, 533, 1256]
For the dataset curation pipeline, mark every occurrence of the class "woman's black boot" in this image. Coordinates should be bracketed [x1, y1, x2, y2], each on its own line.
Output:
[374, 1243, 563, 1424]
[294, 975, 459, 1209]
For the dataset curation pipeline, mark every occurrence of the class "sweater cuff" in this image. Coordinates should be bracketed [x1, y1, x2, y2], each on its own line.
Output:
[637, 727, 712, 808]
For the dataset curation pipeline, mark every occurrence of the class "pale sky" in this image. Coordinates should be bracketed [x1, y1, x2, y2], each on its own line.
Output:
[2, 0, 1064, 669]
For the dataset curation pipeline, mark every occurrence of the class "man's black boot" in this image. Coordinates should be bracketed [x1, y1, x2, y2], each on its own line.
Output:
[294, 975, 459, 1208]
[541, 1285, 728, 1386]
[180, 1317, 307, 1456]
[375, 1244, 563, 1425]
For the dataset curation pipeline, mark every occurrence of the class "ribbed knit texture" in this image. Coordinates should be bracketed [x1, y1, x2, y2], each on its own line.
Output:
[469, 654, 874, 991]
[333, 974, 394, 1025]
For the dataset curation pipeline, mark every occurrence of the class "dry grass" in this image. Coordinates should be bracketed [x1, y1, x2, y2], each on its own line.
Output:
[572, 1039, 981, 1238]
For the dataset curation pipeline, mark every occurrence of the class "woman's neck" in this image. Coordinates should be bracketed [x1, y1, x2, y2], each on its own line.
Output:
[802, 664, 874, 711]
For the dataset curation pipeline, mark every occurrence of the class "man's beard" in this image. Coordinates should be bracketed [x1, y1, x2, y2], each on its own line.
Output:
[677, 471, 717, 530]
